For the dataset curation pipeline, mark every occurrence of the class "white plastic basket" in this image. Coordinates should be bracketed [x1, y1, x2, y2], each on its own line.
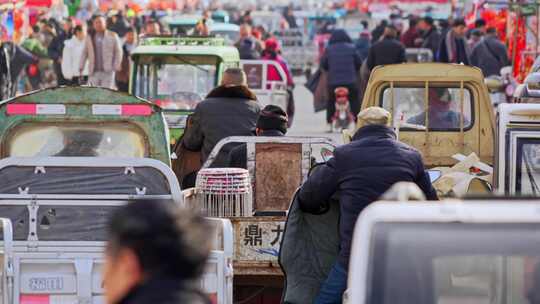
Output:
[195, 168, 253, 217]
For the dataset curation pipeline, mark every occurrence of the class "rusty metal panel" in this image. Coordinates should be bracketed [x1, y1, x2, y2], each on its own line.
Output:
[254, 143, 302, 211]
[232, 217, 285, 272]
[233, 263, 283, 276]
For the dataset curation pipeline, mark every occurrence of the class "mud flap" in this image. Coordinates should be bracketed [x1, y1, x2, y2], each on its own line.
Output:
[278, 191, 340, 304]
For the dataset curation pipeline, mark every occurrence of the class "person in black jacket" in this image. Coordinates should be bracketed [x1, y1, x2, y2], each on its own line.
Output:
[470, 27, 510, 77]
[227, 105, 288, 169]
[103, 200, 211, 304]
[416, 16, 441, 58]
[48, 18, 73, 86]
[366, 25, 406, 71]
[298, 107, 438, 304]
[109, 11, 131, 38]
[371, 19, 388, 43]
[183, 68, 260, 167]
[320, 29, 362, 132]
[438, 18, 470, 65]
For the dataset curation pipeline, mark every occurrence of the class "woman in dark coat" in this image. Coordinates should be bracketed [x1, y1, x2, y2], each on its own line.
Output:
[320, 29, 362, 131]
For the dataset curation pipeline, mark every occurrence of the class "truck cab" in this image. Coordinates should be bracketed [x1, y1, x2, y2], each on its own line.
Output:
[495, 103, 540, 195]
[361, 63, 495, 167]
[345, 200, 540, 304]
[130, 36, 240, 144]
[0, 87, 170, 165]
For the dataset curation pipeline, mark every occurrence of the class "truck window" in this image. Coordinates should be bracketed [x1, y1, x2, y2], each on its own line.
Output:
[134, 56, 218, 111]
[368, 222, 540, 304]
[7, 123, 148, 158]
[381, 85, 473, 131]
[515, 138, 540, 195]
[211, 30, 239, 44]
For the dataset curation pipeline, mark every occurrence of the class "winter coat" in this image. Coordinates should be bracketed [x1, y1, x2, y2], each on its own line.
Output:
[48, 30, 69, 62]
[320, 29, 362, 87]
[21, 38, 48, 58]
[80, 30, 123, 75]
[0, 43, 11, 100]
[182, 85, 260, 166]
[421, 27, 442, 58]
[109, 17, 131, 37]
[234, 37, 263, 60]
[116, 278, 209, 304]
[354, 37, 370, 61]
[262, 53, 294, 87]
[227, 130, 285, 169]
[366, 36, 406, 71]
[400, 27, 420, 48]
[438, 30, 470, 65]
[61, 37, 89, 80]
[470, 34, 510, 77]
[9, 44, 35, 82]
[371, 24, 386, 43]
[298, 124, 438, 268]
[116, 43, 134, 83]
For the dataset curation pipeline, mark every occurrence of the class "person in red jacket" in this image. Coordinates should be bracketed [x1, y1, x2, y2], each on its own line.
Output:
[262, 38, 295, 126]
[400, 16, 420, 48]
[262, 38, 293, 87]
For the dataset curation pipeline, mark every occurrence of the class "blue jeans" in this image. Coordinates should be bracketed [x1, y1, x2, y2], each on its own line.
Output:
[314, 262, 348, 304]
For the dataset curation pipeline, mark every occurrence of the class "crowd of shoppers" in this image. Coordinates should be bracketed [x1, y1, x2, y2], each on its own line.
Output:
[1, 5, 165, 94]
[365, 15, 509, 76]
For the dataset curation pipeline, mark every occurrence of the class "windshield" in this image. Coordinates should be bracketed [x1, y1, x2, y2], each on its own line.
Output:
[134, 56, 218, 111]
[211, 30, 239, 45]
[368, 222, 540, 304]
[515, 138, 540, 195]
[170, 24, 197, 36]
[381, 85, 473, 130]
[7, 123, 148, 157]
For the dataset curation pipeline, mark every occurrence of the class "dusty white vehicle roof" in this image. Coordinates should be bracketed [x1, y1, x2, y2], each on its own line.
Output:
[347, 200, 540, 303]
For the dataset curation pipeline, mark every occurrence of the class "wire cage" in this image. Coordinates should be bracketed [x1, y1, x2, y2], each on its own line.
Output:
[195, 168, 253, 217]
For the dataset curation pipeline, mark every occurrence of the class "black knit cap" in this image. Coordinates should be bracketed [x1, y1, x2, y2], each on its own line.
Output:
[256, 105, 288, 134]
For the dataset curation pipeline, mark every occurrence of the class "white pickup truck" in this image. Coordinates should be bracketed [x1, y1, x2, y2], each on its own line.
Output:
[345, 199, 540, 304]
[0, 157, 233, 304]
[240, 60, 289, 114]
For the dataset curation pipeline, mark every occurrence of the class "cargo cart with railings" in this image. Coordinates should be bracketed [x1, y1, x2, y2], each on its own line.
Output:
[0, 157, 234, 304]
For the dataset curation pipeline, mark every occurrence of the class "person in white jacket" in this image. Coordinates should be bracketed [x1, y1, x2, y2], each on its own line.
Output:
[61, 25, 89, 85]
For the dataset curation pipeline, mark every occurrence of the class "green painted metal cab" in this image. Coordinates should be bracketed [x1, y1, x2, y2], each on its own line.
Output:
[130, 36, 240, 145]
[0, 87, 171, 165]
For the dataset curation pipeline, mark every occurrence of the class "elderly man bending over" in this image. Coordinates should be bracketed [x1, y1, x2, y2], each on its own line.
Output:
[298, 106, 438, 304]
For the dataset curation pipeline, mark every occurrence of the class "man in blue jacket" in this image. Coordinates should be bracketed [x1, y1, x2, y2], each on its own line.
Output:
[298, 107, 438, 304]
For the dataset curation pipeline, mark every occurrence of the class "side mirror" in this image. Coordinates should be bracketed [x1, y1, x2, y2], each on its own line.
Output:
[321, 147, 334, 162]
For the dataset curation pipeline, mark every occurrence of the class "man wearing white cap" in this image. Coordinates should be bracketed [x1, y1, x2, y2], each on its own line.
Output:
[298, 106, 438, 304]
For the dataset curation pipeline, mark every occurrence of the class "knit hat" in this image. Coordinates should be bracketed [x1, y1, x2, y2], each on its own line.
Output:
[256, 105, 288, 134]
[264, 38, 280, 52]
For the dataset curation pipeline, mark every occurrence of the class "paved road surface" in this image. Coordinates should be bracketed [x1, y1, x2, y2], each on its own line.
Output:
[288, 77, 343, 144]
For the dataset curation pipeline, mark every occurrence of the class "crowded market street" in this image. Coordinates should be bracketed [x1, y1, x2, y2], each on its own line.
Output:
[2, 0, 540, 303]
